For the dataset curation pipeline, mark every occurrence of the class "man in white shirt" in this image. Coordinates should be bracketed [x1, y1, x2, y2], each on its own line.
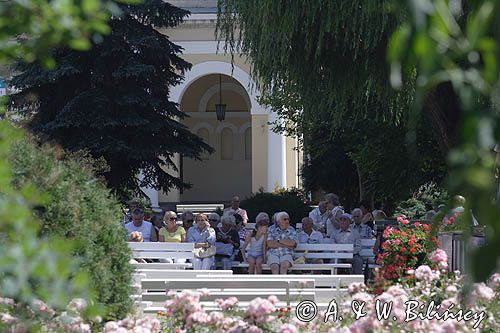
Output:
[350, 208, 374, 239]
[308, 201, 329, 234]
[297, 217, 324, 244]
[331, 213, 363, 274]
[124, 208, 157, 242]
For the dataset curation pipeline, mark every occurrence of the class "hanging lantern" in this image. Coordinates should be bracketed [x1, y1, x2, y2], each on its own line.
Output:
[215, 74, 226, 121]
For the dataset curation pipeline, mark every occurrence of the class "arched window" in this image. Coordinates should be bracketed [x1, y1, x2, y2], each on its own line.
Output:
[245, 128, 252, 160]
[220, 128, 233, 160]
[197, 128, 210, 160]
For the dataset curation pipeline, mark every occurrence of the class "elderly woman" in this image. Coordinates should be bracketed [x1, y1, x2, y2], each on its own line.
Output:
[215, 214, 240, 270]
[266, 211, 298, 275]
[208, 213, 221, 229]
[186, 213, 216, 270]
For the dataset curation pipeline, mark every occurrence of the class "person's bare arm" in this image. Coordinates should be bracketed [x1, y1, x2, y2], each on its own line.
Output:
[267, 240, 280, 248]
[279, 239, 296, 249]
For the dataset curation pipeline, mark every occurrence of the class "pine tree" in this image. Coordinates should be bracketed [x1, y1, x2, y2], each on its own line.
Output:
[9, 0, 212, 199]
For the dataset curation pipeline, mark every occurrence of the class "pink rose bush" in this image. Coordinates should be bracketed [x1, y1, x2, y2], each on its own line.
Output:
[155, 252, 499, 332]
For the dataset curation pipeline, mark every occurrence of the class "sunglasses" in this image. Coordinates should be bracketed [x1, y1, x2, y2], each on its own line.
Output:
[167, 217, 177, 221]
[209, 219, 218, 222]
[186, 219, 194, 223]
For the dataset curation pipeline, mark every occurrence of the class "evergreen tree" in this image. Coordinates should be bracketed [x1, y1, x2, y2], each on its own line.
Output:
[9, 0, 213, 198]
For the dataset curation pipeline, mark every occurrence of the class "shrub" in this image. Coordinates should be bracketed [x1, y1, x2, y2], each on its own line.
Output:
[0, 123, 100, 332]
[394, 182, 450, 219]
[10, 139, 133, 320]
[240, 188, 310, 226]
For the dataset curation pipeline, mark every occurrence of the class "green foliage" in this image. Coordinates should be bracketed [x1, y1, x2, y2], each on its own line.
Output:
[240, 188, 310, 226]
[9, 0, 213, 200]
[389, 0, 500, 280]
[394, 182, 450, 219]
[217, 0, 446, 207]
[0, 121, 101, 330]
[0, 0, 129, 67]
[9, 139, 133, 320]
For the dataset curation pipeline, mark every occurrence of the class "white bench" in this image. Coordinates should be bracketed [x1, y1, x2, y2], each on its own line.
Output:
[128, 242, 194, 263]
[141, 277, 315, 312]
[176, 204, 224, 213]
[360, 238, 379, 269]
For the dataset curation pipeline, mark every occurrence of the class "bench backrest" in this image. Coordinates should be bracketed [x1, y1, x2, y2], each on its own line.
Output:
[176, 204, 224, 213]
[295, 243, 353, 260]
[359, 238, 376, 258]
[142, 278, 315, 290]
[136, 269, 233, 279]
[128, 242, 194, 260]
[195, 274, 363, 288]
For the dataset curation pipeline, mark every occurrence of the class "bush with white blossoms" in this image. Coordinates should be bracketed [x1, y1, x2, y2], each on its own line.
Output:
[155, 250, 499, 333]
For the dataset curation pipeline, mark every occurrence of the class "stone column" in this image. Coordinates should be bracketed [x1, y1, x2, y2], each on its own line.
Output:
[267, 111, 286, 191]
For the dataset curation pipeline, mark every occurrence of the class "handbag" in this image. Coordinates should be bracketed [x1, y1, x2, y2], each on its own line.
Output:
[193, 229, 216, 259]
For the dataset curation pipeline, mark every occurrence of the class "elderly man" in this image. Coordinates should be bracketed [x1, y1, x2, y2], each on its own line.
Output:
[215, 214, 240, 270]
[308, 201, 329, 233]
[350, 208, 374, 239]
[267, 212, 298, 274]
[124, 208, 158, 242]
[223, 195, 249, 225]
[181, 211, 195, 231]
[331, 213, 363, 274]
[298, 217, 324, 244]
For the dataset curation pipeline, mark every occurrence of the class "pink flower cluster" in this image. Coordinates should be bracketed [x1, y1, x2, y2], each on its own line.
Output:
[428, 248, 448, 270]
[414, 265, 440, 281]
[215, 297, 238, 311]
[103, 318, 161, 333]
[246, 297, 277, 324]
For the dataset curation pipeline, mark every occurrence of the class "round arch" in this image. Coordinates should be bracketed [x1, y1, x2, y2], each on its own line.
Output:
[171, 61, 267, 115]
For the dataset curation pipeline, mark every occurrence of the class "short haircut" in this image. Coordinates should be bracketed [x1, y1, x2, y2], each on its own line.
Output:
[275, 211, 290, 222]
[182, 211, 195, 221]
[132, 208, 144, 216]
[325, 193, 340, 206]
[208, 213, 220, 222]
[221, 214, 236, 226]
[255, 212, 270, 224]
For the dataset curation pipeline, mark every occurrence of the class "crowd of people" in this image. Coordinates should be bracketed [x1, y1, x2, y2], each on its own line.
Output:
[124, 194, 384, 275]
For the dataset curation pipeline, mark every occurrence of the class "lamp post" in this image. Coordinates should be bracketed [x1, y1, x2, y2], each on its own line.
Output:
[215, 74, 226, 121]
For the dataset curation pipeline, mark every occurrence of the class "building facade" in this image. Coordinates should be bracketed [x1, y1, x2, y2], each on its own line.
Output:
[142, 1, 302, 210]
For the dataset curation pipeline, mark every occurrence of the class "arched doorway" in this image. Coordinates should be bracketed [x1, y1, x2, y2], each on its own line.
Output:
[179, 73, 252, 202]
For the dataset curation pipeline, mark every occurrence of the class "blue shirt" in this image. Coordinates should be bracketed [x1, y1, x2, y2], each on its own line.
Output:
[268, 226, 298, 257]
[186, 226, 216, 246]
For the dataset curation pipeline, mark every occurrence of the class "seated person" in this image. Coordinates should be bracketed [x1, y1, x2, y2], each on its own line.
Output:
[159, 211, 186, 263]
[186, 214, 216, 270]
[124, 208, 157, 242]
[215, 214, 240, 270]
[350, 208, 374, 239]
[242, 219, 268, 274]
[266, 212, 298, 275]
[208, 213, 221, 229]
[182, 211, 195, 231]
[297, 217, 324, 264]
[308, 201, 329, 234]
[330, 213, 363, 275]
